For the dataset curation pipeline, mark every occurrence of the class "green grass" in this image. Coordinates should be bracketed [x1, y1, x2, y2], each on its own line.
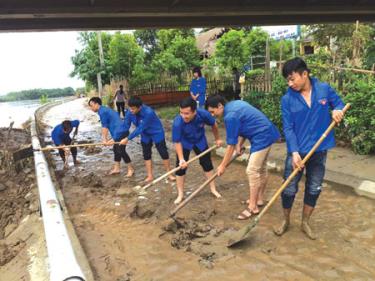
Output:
[156, 106, 179, 120]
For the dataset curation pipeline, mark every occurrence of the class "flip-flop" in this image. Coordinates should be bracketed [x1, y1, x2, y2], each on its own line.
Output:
[237, 207, 259, 220]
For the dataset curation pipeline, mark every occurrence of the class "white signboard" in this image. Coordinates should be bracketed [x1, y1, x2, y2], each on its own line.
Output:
[261, 25, 299, 40]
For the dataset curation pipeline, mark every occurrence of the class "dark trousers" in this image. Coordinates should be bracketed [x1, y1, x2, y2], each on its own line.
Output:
[113, 131, 131, 163]
[234, 89, 241, 100]
[116, 102, 125, 117]
[281, 151, 327, 209]
[175, 146, 213, 176]
[58, 138, 77, 162]
[141, 140, 169, 161]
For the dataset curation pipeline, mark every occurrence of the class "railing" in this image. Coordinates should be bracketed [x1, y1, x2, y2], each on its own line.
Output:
[32, 100, 86, 281]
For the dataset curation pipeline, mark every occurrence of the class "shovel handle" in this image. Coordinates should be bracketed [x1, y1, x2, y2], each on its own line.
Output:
[37, 141, 121, 151]
[142, 145, 218, 190]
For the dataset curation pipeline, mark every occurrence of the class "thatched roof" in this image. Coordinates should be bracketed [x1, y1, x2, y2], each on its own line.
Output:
[196, 28, 226, 58]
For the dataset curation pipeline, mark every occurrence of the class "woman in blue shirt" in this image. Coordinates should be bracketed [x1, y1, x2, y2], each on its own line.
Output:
[190, 67, 207, 109]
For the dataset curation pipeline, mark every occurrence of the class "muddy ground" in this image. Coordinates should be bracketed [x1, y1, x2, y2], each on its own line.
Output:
[41, 99, 375, 281]
[0, 127, 49, 281]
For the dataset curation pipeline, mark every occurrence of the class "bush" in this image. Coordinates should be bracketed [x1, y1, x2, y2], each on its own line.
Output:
[338, 78, 375, 154]
[243, 72, 287, 134]
[156, 106, 180, 120]
[102, 95, 114, 108]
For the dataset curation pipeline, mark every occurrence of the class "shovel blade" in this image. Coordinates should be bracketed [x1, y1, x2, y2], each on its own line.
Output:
[13, 145, 34, 161]
[227, 218, 259, 247]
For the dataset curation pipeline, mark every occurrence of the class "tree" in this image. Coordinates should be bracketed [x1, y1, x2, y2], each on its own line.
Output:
[109, 32, 144, 80]
[243, 28, 269, 60]
[214, 30, 246, 70]
[152, 33, 200, 80]
[70, 32, 112, 89]
[134, 29, 159, 63]
[156, 29, 195, 51]
[307, 23, 373, 67]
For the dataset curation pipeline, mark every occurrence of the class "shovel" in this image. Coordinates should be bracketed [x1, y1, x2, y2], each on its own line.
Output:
[227, 103, 350, 247]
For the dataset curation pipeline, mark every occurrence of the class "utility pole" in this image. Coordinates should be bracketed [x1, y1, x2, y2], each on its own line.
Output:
[265, 37, 271, 92]
[97, 31, 105, 98]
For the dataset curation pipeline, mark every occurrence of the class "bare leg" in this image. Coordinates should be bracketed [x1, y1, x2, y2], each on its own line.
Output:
[109, 161, 121, 175]
[301, 204, 317, 240]
[126, 163, 135, 177]
[174, 175, 185, 204]
[205, 170, 222, 198]
[247, 173, 260, 213]
[257, 169, 268, 206]
[274, 208, 291, 236]
[144, 160, 153, 182]
[163, 159, 176, 181]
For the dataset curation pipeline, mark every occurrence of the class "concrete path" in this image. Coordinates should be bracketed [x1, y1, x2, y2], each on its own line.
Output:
[216, 142, 375, 200]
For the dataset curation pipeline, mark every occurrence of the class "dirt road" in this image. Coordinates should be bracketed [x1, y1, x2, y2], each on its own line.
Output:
[41, 99, 375, 281]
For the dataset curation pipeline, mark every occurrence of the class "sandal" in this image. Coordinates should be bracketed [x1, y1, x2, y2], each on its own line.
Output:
[241, 199, 266, 207]
[237, 207, 259, 220]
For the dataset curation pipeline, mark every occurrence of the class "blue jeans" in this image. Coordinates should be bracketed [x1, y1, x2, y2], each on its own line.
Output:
[281, 150, 327, 209]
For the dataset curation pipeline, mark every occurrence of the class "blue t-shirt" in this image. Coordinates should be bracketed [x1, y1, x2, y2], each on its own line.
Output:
[172, 108, 215, 150]
[190, 77, 207, 106]
[224, 100, 280, 153]
[122, 105, 165, 144]
[98, 106, 128, 141]
[281, 77, 345, 154]
[51, 120, 80, 145]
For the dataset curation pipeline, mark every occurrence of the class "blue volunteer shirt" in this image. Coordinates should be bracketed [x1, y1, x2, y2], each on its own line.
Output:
[122, 105, 165, 144]
[190, 77, 206, 106]
[281, 77, 345, 154]
[172, 108, 215, 150]
[51, 120, 80, 145]
[224, 101, 280, 153]
[98, 106, 128, 141]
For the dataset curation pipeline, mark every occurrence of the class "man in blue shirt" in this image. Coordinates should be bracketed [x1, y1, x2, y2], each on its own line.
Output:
[172, 97, 223, 205]
[190, 67, 207, 109]
[119, 96, 175, 183]
[88, 97, 134, 177]
[51, 119, 80, 168]
[274, 57, 345, 239]
[206, 95, 280, 220]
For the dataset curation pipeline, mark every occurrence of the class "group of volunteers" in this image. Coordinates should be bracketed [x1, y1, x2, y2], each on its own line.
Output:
[52, 57, 345, 240]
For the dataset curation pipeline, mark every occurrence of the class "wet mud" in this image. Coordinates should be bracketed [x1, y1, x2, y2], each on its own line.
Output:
[41, 99, 375, 281]
[0, 128, 47, 280]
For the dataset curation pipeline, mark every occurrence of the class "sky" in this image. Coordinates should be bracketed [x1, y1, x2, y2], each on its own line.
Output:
[0, 31, 85, 95]
[0, 27, 295, 96]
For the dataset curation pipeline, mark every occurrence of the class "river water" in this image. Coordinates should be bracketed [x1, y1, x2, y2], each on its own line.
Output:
[0, 98, 69, 128]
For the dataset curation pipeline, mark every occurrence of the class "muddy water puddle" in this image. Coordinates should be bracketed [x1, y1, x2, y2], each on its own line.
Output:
[42, 99, 375, 281]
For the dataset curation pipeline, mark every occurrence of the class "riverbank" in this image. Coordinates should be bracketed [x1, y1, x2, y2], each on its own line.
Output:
[38, 98, 375, 280]
[0, 127, 49, 281]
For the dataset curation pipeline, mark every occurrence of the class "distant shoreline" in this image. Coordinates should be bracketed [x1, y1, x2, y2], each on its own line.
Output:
[0, 94, 74, 103]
